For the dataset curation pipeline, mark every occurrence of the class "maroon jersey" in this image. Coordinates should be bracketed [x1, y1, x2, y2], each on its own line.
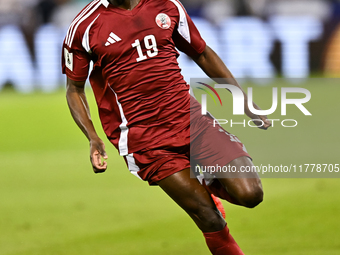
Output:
[62, 0, 206, 155]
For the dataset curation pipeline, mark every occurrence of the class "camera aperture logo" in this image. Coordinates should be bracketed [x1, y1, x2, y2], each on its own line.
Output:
[192, 83, 312, 128]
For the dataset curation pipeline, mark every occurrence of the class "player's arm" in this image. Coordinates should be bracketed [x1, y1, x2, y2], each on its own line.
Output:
[170, 3, 270, 130]
[192, 45, 271, 130]
[66, 77, 108, 173]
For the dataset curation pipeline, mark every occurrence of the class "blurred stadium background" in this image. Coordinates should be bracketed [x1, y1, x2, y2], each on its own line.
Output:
[0, 0, 339, 254]
[0, 0, 340, 92]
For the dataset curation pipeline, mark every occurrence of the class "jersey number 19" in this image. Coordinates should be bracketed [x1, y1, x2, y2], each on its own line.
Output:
[132, 35, 158, 62]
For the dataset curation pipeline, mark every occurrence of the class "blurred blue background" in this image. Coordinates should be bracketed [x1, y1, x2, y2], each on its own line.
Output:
[0, 0, 339, 93]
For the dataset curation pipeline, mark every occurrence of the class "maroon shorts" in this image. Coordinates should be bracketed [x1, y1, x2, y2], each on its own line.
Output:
[124, 107, 250, 185]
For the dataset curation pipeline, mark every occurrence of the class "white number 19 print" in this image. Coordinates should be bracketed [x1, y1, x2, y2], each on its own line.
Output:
[132, 35, 158, 62]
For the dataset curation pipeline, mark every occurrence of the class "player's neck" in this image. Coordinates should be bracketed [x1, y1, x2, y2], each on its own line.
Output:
[109, 0, 140, 10]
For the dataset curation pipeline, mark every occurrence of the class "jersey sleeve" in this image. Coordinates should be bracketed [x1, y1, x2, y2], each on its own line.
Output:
[171, 0, 206, 58]
[61, 29, 91, 82]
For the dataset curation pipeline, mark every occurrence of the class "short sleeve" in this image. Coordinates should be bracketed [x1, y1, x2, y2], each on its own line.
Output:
[61, 31, 91, 82]
[171, 0, 206, 58]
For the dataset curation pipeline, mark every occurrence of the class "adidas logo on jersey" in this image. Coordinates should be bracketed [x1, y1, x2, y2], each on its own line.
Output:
[105, 32, 122, 46]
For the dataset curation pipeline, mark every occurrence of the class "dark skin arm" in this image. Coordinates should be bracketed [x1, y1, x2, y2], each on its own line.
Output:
[66, 77, 108, 173]
[192, 45, 271, 130]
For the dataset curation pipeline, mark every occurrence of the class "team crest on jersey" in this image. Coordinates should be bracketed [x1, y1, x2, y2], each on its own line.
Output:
[156, 13, 171, 29]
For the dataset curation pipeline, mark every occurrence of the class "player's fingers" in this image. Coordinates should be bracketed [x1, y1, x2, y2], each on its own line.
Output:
[99, 161, 107, 169]
[91, 150, 107, 173]
[264, 120, 272, 128]
[92, 163, 107, 173]
[91, 151, 101, 167]
[261, 118, 271, 129]
[100, 150, 108, 159]
[96, 142, 108, 159]
[96, 148, 108, 164]
[93, 167, 106, 174]
[255, 116, 271, 130]
[252, 119, 265, 128]
[93, 164, 107, 173]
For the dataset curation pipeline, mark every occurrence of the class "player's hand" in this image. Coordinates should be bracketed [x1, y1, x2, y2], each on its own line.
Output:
[245, 102, 271, 130]
[252, 115, 271, 130]
[90, 138, 108, 173]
